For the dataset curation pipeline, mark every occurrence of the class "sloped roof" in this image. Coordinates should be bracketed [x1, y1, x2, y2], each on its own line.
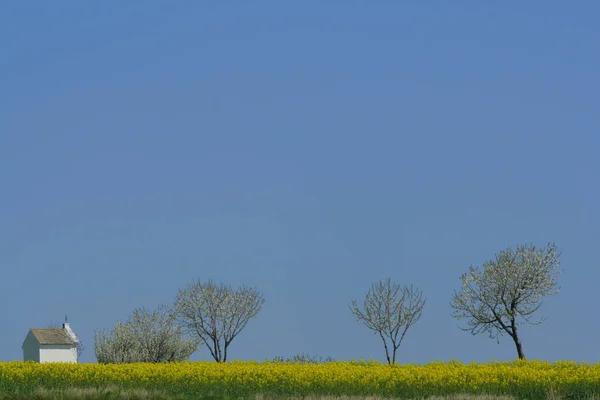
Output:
[30, 328, 77, 345]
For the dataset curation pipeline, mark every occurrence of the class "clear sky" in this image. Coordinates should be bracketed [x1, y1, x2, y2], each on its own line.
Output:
[1, 2, 598, 364]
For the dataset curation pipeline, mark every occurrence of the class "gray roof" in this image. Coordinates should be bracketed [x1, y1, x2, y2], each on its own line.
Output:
[30, 328, 77, 345]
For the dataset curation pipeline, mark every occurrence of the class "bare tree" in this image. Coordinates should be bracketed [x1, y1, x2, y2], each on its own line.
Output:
[77, 340, 85, 361]
[174, 279, 265, 362]
[94, 305, 197, 363]
[349, 278, 426, 364]
[450, 242, 562, 360]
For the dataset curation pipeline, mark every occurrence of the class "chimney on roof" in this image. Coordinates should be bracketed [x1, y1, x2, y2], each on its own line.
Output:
[62, 316, 78, 343]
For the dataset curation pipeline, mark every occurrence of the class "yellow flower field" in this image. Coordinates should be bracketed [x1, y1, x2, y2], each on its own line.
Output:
[0, 360, 598, 399]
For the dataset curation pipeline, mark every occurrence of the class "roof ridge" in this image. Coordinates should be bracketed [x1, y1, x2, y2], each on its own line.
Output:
[29, 327, 77, 345]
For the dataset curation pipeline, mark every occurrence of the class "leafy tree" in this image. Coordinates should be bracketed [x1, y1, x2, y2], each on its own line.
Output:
[94, 305, 197, 363]
[350, 278, 426, 364]
[174, 279, 264, 362]
[450, 242, 562, 359]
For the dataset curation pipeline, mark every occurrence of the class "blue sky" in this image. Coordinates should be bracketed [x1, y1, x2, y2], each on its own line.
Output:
[1, 2, 598, 364]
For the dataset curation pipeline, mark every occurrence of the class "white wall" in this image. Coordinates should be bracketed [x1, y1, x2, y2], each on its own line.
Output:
[39, 345, 77, 363]
[22, 332, 40, 362]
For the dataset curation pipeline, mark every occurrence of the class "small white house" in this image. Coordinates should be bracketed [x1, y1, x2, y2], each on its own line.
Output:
[22, 322, 79, 363]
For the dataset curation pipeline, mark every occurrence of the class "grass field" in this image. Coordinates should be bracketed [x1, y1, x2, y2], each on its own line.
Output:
[0, 389, 569, 400]
[1, 360, 599, 399]
[0, 389, 593, 400]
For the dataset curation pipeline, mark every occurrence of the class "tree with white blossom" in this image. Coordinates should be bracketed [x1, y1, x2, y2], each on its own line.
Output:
[94, 305, 197, 363]
[349, 278, 426, 364]
[450, 242, 562, 359]
[174, 279, 265, 363]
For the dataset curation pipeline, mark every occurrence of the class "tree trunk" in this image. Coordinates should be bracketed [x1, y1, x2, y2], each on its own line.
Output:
[203, 338, 218, 362]
[212, 338, 221, 362]
[378, 332, 391, 364]
[513, 336, 525, 359]
[510, 323, 525, 359]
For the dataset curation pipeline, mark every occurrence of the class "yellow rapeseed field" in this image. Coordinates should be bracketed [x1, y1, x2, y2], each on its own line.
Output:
[0, 360, 598, 399]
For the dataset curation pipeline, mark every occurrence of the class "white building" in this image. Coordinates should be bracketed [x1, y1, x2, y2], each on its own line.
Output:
[22, 322, 79, 363]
